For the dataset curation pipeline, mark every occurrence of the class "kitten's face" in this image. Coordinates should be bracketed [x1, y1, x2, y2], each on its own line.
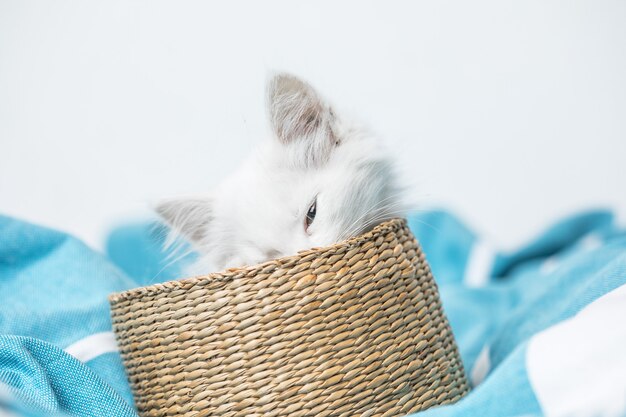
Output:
[157, 74, 403, 272]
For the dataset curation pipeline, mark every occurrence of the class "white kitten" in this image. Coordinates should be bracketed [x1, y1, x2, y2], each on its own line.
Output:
[157, 73, 406, 273]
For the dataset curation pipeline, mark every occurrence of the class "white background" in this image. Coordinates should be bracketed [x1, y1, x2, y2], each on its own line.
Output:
[1, 1, 625, 250]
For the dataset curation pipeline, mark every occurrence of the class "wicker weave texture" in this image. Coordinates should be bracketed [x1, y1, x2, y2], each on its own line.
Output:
[109, 219, 469, 417]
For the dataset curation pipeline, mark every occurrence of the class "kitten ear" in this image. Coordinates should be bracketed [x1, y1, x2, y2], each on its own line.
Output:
[267, 73, 335, 164]
[155, 198, 212, 243]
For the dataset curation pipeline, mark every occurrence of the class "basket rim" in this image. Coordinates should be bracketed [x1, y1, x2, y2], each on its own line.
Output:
[109, 217, 408, 304]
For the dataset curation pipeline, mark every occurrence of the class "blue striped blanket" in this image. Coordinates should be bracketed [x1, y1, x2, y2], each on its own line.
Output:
[1, 209, 625, 417]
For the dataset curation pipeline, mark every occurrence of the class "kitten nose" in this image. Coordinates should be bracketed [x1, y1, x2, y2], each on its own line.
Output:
[265, 249, 281, 260]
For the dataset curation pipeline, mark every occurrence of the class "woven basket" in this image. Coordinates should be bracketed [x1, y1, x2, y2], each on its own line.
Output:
[109, 218, 469, 417]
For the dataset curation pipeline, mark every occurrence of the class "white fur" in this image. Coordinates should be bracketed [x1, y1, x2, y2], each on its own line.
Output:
[157, 73, 406, 273]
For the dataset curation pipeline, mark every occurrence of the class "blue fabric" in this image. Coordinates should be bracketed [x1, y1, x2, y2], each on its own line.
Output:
[1, 209, 625, 416]
[0, 215, 137, 416]
[0, 337, 135, 417]
[409, 209, 626, 417]
[105, 222, 190, 286]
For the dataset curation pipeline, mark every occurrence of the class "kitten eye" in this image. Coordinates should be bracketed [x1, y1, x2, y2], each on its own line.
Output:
[304, 199, 317, 232]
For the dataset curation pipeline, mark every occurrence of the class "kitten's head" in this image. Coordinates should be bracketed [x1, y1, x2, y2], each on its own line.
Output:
[157, 74, 404, 272]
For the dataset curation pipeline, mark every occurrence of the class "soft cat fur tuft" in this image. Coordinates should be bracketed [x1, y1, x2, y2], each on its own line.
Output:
[157, 73, 407, 273]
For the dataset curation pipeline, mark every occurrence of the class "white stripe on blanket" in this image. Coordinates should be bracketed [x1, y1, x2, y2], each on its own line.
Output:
[464, 240, 495, 287]
[65, 331, 119, 362]
[471, 344, 491, 386]
[527, 283, 626, 417]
